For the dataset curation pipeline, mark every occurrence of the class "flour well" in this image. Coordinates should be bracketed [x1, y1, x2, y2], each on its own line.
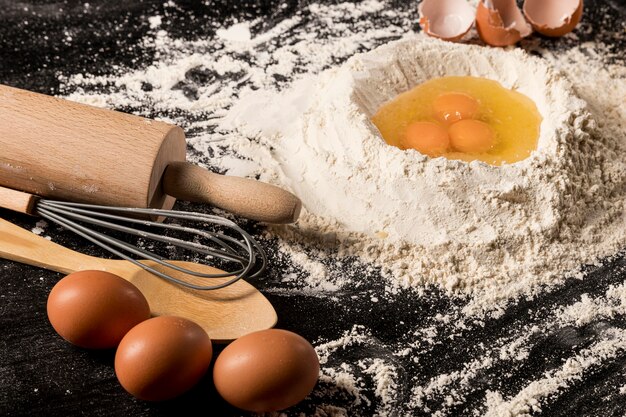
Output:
[224, 36, 625, 310]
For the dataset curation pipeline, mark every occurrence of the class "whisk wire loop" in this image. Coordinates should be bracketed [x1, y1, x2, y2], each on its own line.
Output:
[35, 200, 267, 290]
[40, 204, 250, 268]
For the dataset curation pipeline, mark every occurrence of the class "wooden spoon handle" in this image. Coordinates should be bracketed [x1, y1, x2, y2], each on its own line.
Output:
[0, 185, 103, 272]
[162, 162, 302, 224]
[0, 217, 106, 274]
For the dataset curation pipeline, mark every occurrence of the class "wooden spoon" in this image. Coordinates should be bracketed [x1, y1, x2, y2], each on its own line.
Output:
[0, 217, 277, 343]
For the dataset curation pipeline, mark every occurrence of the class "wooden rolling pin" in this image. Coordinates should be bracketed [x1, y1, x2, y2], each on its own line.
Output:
[0, 84, 301, 224]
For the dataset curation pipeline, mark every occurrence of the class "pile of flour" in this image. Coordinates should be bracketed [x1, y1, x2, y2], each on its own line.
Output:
[223, 37, 625, 310]
[58, 0, 625, 313]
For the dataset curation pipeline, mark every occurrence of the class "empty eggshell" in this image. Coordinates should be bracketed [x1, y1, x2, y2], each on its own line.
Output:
[418, 0, 475, 42]
[523, 0, 583, 37]
[476, 0, 533, 47]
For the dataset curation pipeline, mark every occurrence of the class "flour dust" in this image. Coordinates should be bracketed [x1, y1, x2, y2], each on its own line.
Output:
[57, 1, 626, 415]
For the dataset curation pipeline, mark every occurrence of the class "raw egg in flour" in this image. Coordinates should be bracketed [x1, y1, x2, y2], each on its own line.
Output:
[370, 76, 542, 166]
[449, 119, 495, 153]
[213, 329, 320, 413]
[115, 316, 213, 401]
[47, 270, 150, 349]
[433, 92, 479, 123]
[401, 121, 450, 156]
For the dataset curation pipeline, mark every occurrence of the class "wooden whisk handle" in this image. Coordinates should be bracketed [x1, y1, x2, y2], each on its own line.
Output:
[0, 186, 38, 215]
[162, 162, 302, 224]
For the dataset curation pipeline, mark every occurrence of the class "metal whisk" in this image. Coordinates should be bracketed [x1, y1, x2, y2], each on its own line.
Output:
[34, 199, 267, 290]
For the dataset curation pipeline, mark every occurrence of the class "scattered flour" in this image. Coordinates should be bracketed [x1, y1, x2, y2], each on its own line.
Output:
[55, 0, 626, 415]
[557, 285, 626, 327]
[484, 329, 626, 416]
[313, 325, 403, 416]
[360, 358, 399, 414]
[30, 219, 48, 236]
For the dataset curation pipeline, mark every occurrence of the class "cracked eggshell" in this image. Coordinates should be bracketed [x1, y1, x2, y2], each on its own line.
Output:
[523, 0, 583, 37]
[418, 0, 475, 42]
[476, 0, 533, 47]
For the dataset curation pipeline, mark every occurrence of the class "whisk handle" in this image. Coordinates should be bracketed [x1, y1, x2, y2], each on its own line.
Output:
[0, 186, 39, 215]
[162, 162, 302, 224]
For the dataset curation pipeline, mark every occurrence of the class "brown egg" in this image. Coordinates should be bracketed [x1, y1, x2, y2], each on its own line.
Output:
[476, 0, 533, 47]
[115, 316, 213, 401]
[418, 0, 475, 42]
[523, 0, 583, 37]
[47, 270, 150, 349]
[213, 329, 319, 413]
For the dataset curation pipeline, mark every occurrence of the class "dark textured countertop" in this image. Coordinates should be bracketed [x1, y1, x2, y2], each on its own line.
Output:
[1, 1, 625, 416]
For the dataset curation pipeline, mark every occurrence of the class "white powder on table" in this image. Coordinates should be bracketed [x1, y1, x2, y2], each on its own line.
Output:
[30, 219, 48, 236]
[313, 325, 403, 416]
[55, 1, 626, 415]
[484, 328, 626, 416]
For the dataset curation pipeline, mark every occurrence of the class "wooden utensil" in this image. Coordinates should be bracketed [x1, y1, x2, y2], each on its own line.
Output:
[0, 84, 301, 224]
[0, 217, 278, 343]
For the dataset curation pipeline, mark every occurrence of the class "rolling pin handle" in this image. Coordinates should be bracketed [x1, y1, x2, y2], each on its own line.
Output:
[162, 162, 302, 224]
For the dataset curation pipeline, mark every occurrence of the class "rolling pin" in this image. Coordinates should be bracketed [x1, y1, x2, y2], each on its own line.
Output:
[0, 84, 301, 223]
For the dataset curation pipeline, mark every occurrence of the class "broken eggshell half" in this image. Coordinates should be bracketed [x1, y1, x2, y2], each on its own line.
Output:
[476, 0, 533, 47]
[418, 0, 475, 42]
[523, 0, 583, 37]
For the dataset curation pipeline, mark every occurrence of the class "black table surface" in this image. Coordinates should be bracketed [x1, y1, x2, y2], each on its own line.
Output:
[1, 1, 625, 416]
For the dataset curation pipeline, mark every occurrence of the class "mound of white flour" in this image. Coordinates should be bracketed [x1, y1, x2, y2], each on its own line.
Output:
[224, 37, 625, 308]
[57, 1, 625, 314]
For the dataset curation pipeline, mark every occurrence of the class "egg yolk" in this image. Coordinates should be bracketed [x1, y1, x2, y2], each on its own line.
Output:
[371, 76, 542, 165]
[401, 121, 450, 156]
[448, 120, 495, 153]
[433, 92, 479, 123]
